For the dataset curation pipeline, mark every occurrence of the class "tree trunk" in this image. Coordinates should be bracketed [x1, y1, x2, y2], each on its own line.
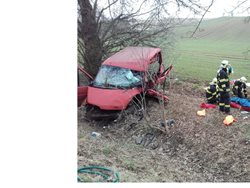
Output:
[79, 0, 102, 76]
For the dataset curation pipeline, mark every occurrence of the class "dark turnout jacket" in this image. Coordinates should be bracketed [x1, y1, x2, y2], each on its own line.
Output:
[217, 68, 231, 113]
[206, 84, 218, 103]
[217, 69, 230, 93]
[233, 80, 247, 98]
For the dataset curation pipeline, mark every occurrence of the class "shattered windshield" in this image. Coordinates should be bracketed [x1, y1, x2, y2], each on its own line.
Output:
[93, 65, 143, 89]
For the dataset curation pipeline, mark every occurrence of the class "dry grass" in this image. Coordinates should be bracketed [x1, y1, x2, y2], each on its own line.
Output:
[78, 80, 250, 182]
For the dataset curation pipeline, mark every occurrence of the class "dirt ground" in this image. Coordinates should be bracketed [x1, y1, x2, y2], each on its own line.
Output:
[77, 80, 250, 182]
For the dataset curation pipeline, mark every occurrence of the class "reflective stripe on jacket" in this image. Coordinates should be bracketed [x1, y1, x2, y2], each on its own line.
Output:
[217, 69, 230, 92]
[233, 80, 247, 97]
[206, 84, 217, 100]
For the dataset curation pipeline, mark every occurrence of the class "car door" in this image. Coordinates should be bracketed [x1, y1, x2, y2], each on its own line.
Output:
[155, 64, 173, 85]
[78, 67, 93, 107]
[152, 52, 173, 85]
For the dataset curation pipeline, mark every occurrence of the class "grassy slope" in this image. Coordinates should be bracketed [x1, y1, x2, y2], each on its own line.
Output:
[78, 82, 250, 182]
[165, 17, 250, 82]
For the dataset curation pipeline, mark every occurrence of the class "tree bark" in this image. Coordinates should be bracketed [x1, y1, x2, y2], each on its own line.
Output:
[78, 0, 102, 76]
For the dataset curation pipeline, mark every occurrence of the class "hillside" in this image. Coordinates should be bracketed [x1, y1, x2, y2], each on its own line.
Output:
[78, 81, 250, 182]
[77, 17, 250, 183]
[176, 17, 250, 41]
[168, 17, 250, 81]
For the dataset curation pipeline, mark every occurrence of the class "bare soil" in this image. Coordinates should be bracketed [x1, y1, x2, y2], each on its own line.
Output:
[77, 80, 250, 182]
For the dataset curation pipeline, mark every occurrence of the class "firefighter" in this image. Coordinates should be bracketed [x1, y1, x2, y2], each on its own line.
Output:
[205, 77, 218, 104]
[217, 60, 231, 114]
[232, 77, 247, 98]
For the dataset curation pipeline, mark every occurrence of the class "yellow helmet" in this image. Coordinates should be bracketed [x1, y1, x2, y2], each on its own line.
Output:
[210, 77, 217, 85]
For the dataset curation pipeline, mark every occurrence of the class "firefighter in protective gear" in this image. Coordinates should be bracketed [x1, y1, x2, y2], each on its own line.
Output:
[205, 77, 218, 104]
[232, 77, 247, 98]
[217, 60, 231, 113]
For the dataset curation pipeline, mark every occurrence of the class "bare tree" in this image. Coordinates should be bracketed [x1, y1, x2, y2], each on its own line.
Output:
[223, 0, 250, 22]
[78, 0, 215, 76]
[228, 0, 250, 15]
[78, 0, 103, 75]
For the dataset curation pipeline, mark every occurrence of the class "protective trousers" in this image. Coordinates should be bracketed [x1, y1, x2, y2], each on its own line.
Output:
[219, 92, 230, 113]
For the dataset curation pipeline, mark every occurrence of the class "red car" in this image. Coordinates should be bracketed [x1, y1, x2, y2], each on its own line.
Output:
[79, 47, 173, 119]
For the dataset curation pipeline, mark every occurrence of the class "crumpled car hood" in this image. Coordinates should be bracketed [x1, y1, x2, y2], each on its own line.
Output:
[87, 86, 142, 110]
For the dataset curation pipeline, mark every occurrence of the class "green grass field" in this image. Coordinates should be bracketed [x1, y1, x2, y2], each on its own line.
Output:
[162, 17, 250, 82]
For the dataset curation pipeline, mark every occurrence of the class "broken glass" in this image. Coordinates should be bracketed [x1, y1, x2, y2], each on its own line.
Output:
[93, 65, 143, 89]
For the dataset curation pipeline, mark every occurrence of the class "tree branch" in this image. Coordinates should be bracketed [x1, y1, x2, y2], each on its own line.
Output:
[190, 0, 214, 38]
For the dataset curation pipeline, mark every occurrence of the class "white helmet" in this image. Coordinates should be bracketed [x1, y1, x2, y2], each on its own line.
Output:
[220, 60, 229, 68]
[240, 76, 247, 83]
[210, 77, 217, 85]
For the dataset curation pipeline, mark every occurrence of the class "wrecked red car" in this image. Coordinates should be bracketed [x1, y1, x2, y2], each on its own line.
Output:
[81, 47, 173, 119]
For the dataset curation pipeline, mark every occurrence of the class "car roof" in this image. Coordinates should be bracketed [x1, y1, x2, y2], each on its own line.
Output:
[102, 47, 161, 71]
